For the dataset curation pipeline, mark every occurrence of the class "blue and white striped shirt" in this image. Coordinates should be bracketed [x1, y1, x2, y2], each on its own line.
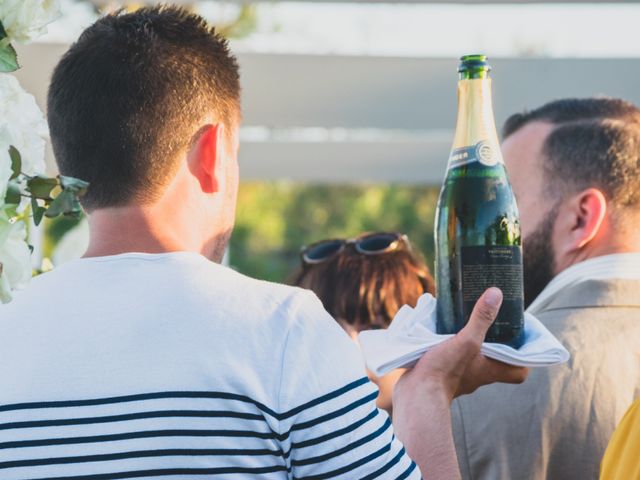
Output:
[0, 252, 420, 479]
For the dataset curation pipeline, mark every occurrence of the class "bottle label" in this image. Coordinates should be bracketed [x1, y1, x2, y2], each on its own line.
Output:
[448, 140, 499, 170]
[460, 245, 524, 331]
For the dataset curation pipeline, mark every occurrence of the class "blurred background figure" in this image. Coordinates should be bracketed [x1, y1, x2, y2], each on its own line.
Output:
[291, 232, 435, 413]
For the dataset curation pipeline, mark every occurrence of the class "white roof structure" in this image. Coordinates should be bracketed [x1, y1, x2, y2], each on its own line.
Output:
[14, 0, 640, 185]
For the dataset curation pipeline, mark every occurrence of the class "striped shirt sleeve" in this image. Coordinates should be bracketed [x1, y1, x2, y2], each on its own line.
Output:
[277, 292, 421, 479]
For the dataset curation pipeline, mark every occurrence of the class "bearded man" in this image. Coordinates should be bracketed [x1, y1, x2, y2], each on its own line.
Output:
[452, 98, 640, 480]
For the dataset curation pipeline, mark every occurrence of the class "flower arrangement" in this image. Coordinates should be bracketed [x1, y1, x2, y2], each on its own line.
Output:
[0, 0, 87, 302]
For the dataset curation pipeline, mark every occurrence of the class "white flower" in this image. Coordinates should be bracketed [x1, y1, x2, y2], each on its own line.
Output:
[0, 0, 61, 43]
[0, 73, 48, 186]
[0, 212, 31, 303]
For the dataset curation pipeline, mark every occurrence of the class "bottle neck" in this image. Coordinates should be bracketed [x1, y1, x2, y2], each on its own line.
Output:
[450, 78, 503, 166]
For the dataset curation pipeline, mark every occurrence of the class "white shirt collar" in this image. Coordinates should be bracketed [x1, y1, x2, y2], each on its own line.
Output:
[527, 253, 640, 314]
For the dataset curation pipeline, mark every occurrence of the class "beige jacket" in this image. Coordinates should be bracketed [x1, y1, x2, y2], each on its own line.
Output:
[452, 278, 640, 480]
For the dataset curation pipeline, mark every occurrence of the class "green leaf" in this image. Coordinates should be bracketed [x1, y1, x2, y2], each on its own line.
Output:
[31, 198, 46, 226]
[0, 23, 18, 73]
[2, 203, 18, 220]
[8, 146, 21, 180]
[44, 189, 83, 219]
[0, 21, 7, 42]
[0, 43, 18, 73]
[27, 175, 58, 200]
[43, 190, 73, 218]
[59, 175, 89, 195]
[43, 176, 88, 219]
[0, 23, 18, 71]
[34, 207, 46, 225]
[4, 179, 21, 205]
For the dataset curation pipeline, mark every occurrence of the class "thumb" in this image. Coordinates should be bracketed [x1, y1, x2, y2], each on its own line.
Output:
[457, 287, 503, 348]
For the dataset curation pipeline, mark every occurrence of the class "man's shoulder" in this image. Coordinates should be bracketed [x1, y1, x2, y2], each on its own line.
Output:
[539, 277, 640, 313]
[453, 279, 640, 465]
[454, 278, 640, 428]
[187, 257, 319, 321]
[2, 253, 320, 331]
[533, 278, 640, 345]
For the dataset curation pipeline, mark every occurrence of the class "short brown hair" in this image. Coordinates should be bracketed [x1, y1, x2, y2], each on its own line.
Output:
[291, 238, 435, 330]
[48, 6, 241, 210]
[503, 98, 640, 209]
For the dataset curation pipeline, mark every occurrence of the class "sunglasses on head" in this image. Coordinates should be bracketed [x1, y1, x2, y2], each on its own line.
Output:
[301, 232, 410, 265]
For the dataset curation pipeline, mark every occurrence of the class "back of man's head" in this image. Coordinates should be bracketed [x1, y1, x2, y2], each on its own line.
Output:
[502, 98, 640, 305]
[47, 6, 241, 211]
[503, 98, 640, 214]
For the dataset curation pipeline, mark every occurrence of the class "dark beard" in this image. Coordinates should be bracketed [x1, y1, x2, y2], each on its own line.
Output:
[522, 206, 559, 309]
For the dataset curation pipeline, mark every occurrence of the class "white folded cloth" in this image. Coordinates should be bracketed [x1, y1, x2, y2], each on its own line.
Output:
[358, 293, 570, 377]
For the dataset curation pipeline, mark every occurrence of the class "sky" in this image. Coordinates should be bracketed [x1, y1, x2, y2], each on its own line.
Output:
[45, 1, 638, 58]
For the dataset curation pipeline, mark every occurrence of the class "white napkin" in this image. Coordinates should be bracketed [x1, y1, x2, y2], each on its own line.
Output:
[358, 293, 570, 377]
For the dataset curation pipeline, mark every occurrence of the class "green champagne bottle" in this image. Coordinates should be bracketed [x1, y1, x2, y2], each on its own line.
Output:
[435, 54, 524, 348]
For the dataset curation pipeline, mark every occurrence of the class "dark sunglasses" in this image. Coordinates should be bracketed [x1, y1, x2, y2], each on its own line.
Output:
[301, 232, 410, 265]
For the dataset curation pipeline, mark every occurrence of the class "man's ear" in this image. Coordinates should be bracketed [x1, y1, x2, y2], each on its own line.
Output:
[188, 124, 224, 194]
[558, 188, 607, 254]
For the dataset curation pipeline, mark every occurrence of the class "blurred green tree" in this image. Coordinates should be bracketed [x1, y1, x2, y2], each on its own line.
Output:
[44, 183, 440, 283]
[230, 183, 440, 283]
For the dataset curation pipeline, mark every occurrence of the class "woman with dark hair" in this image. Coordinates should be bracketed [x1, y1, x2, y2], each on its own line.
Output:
[291, 232, 435, 414]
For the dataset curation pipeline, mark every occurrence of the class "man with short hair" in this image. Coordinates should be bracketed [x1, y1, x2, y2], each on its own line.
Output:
[452, 98, 640, 480]
[0, 7, 526, 479]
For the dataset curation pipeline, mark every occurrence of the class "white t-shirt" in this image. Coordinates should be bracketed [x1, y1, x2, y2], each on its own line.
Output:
[0, 252, 419, 479]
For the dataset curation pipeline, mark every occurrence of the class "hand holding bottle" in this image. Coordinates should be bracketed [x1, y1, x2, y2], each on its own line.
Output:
[394, 287, 529, 402]
[392, 287, 529, 480]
